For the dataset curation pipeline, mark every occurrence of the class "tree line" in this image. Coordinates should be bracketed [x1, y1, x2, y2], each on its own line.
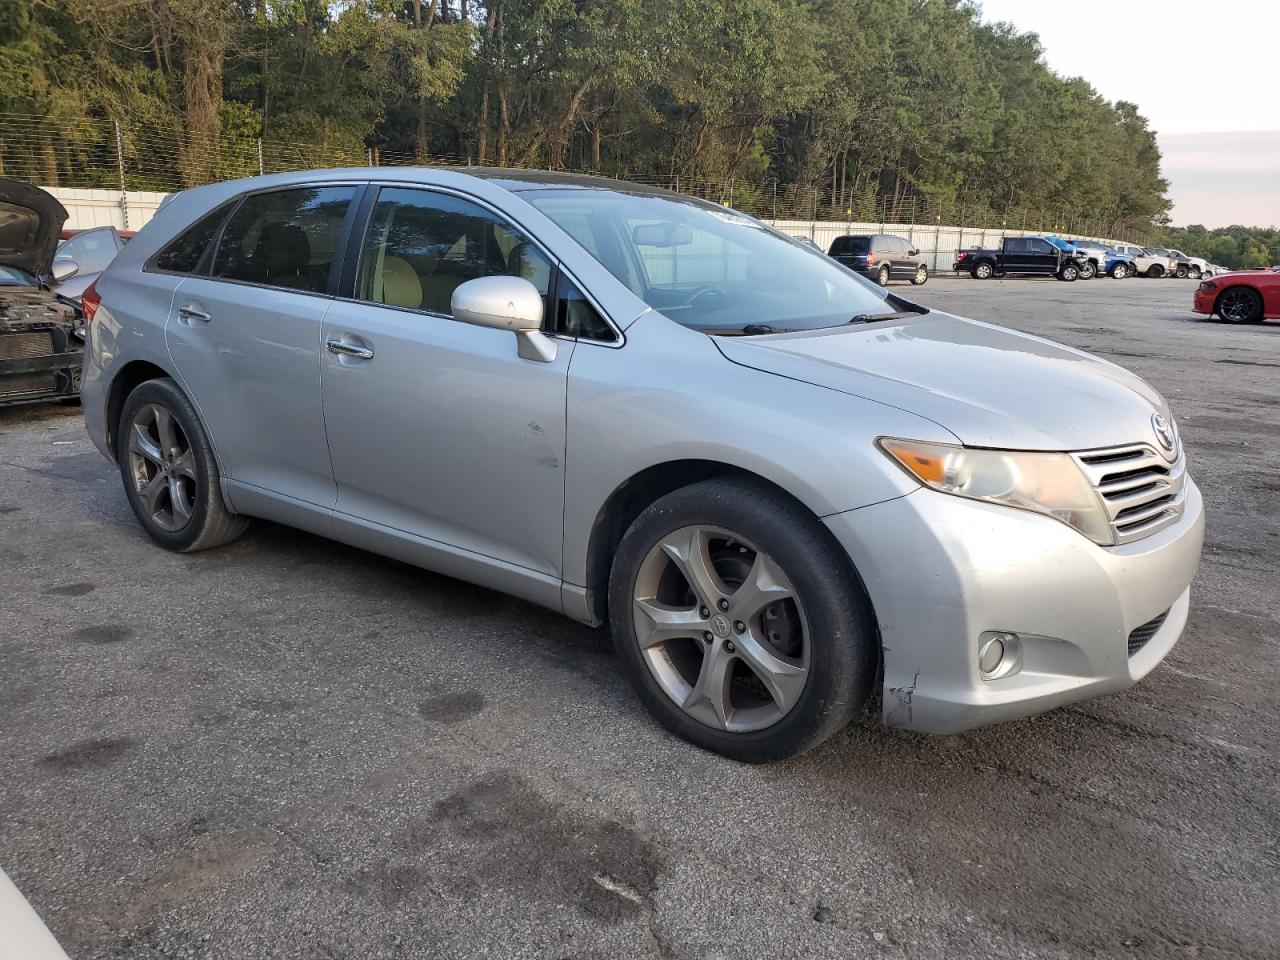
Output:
[2, 0, 1173, 233]
[1165, 225, 1279, 271]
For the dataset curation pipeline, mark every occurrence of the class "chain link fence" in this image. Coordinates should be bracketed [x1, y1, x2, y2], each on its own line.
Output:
[0, 112, 1156, 248]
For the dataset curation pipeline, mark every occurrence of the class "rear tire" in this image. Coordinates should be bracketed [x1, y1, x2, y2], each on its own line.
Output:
[912, 264, 928, 285]
[608, 478, 877, 763]
[876, 265, 891, 286]
[1109, 262, 1127, 279]
[971, 262, 994, 279]
[116, 378, 249, 552]
[1146, 264, 1164, 278]
[1176, 264, 1189, 279]
[1080, 261, 1097, 280]
[1215, 287, 1262, 324]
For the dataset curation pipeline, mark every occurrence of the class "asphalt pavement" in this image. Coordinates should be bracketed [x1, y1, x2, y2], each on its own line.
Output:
[1, 275, 1276, 959]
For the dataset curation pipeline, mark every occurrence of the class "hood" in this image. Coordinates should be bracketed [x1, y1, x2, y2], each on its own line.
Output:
[0, 179, 68, 275]
[715, 312, 1172, 452]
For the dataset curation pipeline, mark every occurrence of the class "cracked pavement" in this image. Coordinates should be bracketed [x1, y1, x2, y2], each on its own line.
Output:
[1, 276, 1277, 959]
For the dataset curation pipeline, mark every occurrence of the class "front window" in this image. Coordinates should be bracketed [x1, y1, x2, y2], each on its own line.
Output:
[56, 228, 120, 275]
[355, 187, 552, 317]
[522, 189, 898, 334]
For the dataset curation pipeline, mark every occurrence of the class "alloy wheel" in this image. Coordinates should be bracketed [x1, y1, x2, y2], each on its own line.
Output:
[631, 525, 810, 733]
[128, 403, 198, 531]
[1217, 288, 1259, 324]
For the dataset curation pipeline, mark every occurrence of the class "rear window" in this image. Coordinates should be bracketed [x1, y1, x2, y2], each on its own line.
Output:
[213, 187, 356, 293]
[829, 236, 870, 255]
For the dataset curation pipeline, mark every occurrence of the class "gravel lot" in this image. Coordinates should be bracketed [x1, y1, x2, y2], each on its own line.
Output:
[1, 276, 1277, 960]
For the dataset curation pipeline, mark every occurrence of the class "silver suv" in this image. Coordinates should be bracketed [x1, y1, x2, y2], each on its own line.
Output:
[81, 169, 1205, 762]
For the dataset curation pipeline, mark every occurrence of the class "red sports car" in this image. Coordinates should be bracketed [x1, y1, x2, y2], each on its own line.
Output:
[1193, 269, 1280, 324]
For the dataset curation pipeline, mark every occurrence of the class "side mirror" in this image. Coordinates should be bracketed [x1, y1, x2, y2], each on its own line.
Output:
[450, 275, 555, 363]
[51, 259, 79, 282]
[909, 248, 919, 257]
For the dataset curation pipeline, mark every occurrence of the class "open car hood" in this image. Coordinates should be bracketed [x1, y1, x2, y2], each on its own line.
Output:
[0, 179, 68, 275]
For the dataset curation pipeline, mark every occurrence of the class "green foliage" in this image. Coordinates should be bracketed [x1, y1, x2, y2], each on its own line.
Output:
[1164, 225, 1280, 270]
[0, 0, 1187, 232]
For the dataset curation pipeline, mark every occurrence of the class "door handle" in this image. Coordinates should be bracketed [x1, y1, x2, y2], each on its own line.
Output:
[178, 305, 211, 323]
[326, 338, 374, 360]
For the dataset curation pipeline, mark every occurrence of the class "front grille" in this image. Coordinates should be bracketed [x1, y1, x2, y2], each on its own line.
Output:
[0, 372, 56, 398]
[1128, 609, 1170, 657]
[1075, 442, 1186, 544]
[0, 331, 55, 360]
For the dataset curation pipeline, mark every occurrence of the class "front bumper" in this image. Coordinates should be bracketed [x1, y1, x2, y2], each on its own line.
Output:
[1193, 289, 1215, 315]
[825, 479, 1205, 733]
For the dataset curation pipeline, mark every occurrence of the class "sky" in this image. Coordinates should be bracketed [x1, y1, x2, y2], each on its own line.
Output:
[976, 0, 1280, 228]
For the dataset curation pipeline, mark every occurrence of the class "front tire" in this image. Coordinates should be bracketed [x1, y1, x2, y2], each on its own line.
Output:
[1188, 267, 1201, 280]
[1080, 261, 1097, 280]
[1059, 263, 1079, 281]
[1176, 264, 1189, 279]
[1215, 287, 1262, 324]
[117, 378, 249, 552]
[608, 478, 877, 763]
[1109, 262, 1128, 279]
[1146, 264, 1164, 278]
[911, 264, 928, 285]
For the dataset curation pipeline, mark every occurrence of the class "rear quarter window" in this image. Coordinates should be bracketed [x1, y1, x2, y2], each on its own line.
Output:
[149, 203, 235, 275]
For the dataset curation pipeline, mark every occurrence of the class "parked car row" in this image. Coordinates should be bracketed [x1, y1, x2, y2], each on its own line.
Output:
[946, 235, 1224, 283]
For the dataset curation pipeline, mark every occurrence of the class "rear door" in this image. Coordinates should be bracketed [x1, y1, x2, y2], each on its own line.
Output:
[166, 183, 360, 509]
[319, 185, 576, 576]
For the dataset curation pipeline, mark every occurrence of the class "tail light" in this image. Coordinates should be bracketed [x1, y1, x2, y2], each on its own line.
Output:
[81, 278, 101, 325]
[866, 252, 877, 265]
[956, 251, 970, 261]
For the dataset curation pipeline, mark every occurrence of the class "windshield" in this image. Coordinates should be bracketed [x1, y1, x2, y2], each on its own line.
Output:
[0, 265, 35, 286]
[1045, 237, 1073, 251]
[521, 188, 897, 334]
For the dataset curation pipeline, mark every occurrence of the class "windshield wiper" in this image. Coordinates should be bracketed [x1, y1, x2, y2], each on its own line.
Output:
[848, 310, 922, 324]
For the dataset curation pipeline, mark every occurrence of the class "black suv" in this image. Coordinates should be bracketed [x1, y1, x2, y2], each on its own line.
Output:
[828, 234, 928, 286]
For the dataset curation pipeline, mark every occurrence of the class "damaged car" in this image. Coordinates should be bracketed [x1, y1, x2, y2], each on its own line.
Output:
[0, 178, 83, 405]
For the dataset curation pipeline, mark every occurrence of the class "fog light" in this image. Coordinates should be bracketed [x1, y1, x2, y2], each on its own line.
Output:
[978, 632, 1022, 680]
[979, 636, 1005, 674]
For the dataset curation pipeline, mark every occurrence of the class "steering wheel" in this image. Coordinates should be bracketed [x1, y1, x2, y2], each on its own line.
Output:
[687, 285, 732, 311]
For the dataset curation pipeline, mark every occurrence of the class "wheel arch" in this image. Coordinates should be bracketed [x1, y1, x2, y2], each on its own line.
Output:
[104, 359, 176, 462]
[580, 458, 876, 636]
[1213, 283, 1262, 317]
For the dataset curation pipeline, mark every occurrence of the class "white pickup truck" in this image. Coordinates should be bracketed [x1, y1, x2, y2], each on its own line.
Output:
[1111, 243, 1174, 278]
[1167, 248, 1212, 279]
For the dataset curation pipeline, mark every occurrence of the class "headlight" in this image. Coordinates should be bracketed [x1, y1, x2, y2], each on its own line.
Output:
[1198, 280, 1217, 292]
[878, 438, 1113, 545]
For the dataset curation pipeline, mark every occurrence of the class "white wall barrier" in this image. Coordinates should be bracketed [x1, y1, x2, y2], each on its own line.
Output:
[42, 187, 168, 232]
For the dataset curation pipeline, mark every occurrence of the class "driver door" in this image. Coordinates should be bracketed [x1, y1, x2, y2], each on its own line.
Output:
[319, 186, 575, 577]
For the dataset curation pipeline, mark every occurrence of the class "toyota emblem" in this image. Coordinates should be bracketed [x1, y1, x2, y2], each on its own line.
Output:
[1151, 413, 1176, 452]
